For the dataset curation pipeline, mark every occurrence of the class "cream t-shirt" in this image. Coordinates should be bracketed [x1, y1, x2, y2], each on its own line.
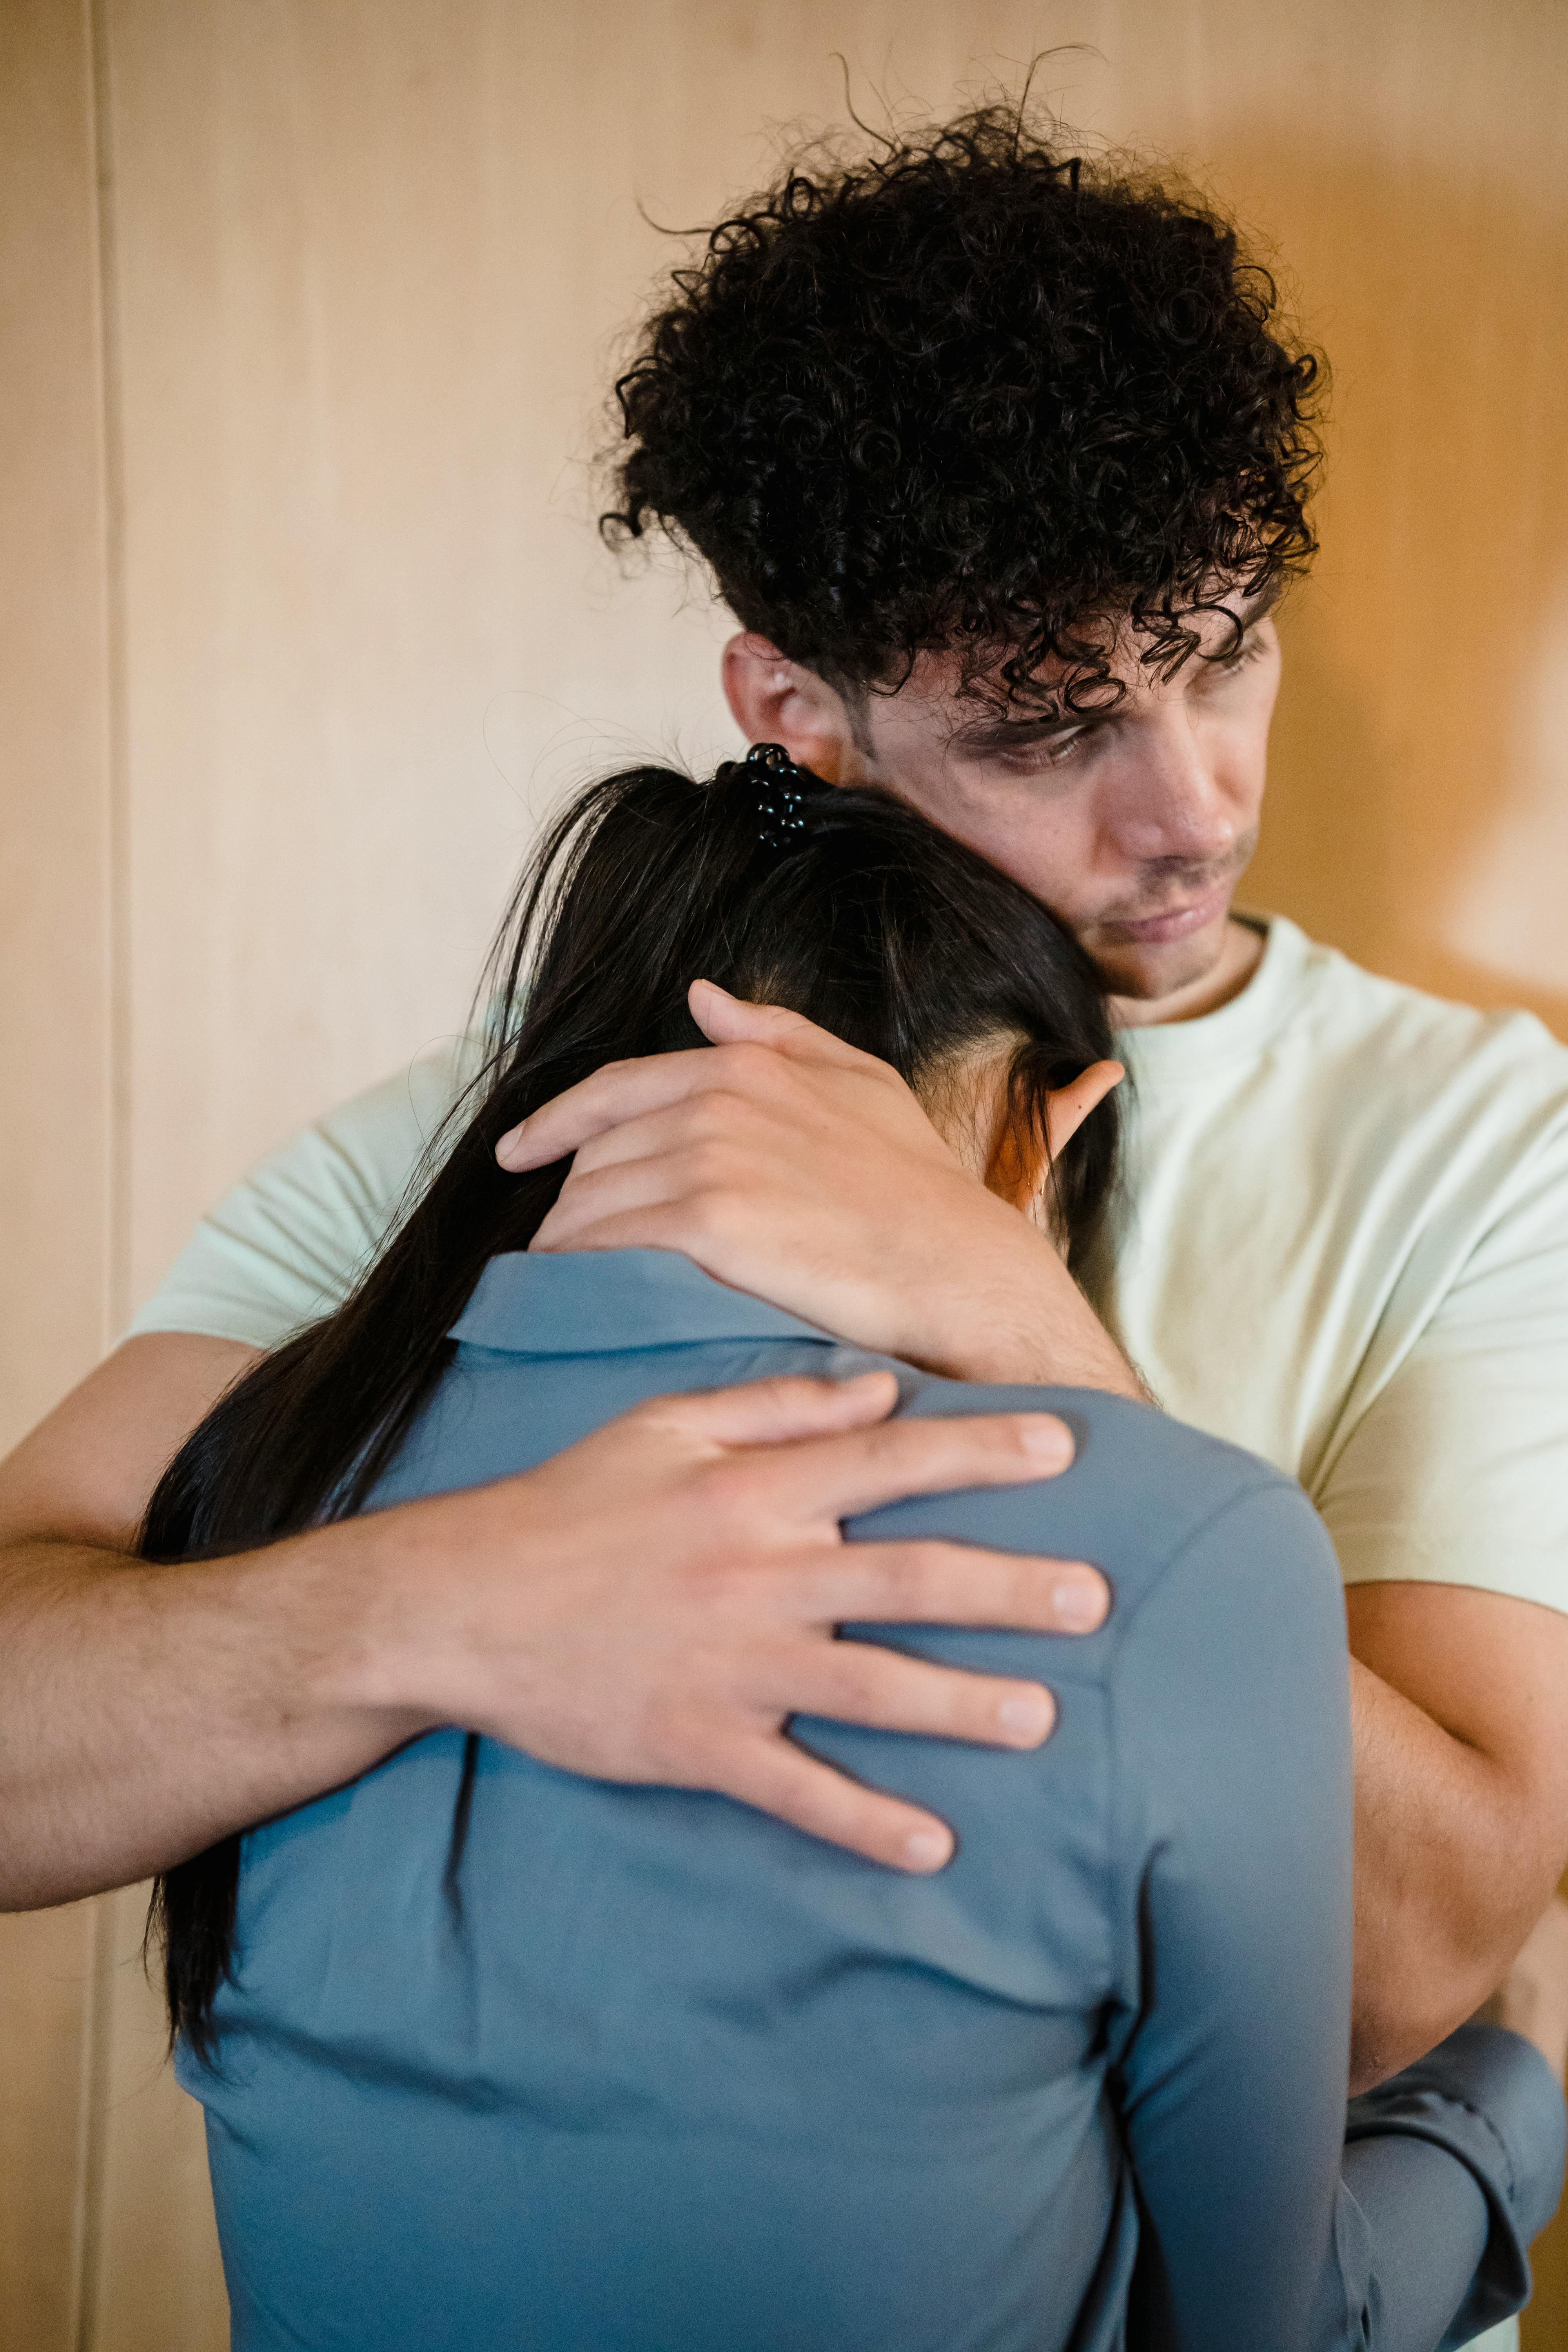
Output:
[129, 914, 1568, 1616]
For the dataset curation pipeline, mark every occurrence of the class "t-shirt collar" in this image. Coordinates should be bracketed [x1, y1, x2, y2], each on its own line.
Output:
[1113, 911, 1310, 1081]
[449, 1247, 838, 1357]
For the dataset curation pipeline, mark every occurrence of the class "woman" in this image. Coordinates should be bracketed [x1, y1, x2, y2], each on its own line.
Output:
[146, 748, 1563, 2350]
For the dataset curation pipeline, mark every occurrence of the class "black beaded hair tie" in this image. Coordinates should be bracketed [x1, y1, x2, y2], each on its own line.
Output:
[716, 741, 829, 854]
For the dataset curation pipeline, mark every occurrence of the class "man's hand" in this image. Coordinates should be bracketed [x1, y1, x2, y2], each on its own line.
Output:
[497, 982, 1140, 1397]
[352, 1367, 1105, 1871]
[0, 1337, 1107, 1907]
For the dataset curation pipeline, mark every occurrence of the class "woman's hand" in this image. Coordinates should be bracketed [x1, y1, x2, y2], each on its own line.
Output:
[497, 981, 1140, 1396]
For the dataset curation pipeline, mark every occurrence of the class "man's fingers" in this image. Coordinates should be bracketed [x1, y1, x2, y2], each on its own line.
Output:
[687, 980, 889, 1077]
[494, 1005, 900, 1173]
[497, 1035, 823, 1172]
[644, 1370, 901, 1449]
[528, 1145, 726, 1254]
[781, 1643, 1058, 1749]
[768, 1408, 1077, 1519]
[819, 1540, 1110, 1636]
[496, 1055, 718, 1171]
[548, 1100, 750, 1183]
[720, 1735, 956, 1873]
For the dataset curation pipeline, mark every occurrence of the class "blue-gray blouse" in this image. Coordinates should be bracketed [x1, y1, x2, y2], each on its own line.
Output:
[183, 1250, 1564, 2351]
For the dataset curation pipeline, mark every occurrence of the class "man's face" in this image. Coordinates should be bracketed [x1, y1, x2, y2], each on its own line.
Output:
[850, 606, 1280, 1005]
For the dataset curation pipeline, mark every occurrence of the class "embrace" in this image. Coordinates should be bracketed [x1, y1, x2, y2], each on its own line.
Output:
[5, 107, 1568, 2352]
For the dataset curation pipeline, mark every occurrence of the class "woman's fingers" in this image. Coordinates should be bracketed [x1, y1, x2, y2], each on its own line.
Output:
[717, 1734, 956, 1873]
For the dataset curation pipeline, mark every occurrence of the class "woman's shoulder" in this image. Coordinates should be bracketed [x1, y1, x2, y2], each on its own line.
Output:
[855, 1374, 1335, 1625]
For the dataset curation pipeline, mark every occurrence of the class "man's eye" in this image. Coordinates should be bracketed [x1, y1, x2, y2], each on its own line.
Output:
[993, 728, 1089, 771]
[1039, 730, 1088, 765]
[1212, 632, 1264, 678]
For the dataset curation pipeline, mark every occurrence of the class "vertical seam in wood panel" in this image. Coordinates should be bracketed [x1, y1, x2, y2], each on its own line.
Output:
[77, 2, 131, 2347]
[71, 1903, 114, 2352]
[88, 0, 131, 1345]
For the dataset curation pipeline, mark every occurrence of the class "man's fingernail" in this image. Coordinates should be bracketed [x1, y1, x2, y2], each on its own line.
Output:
[998, 1689, 1054, 1742]
[1053, 1572, 1107, 1631]
[1020, 1416, 1073, 1466]
[903, 1826, 953, 1871]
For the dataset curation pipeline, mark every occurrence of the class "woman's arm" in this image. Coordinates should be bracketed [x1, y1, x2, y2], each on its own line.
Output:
[1111, 1480, 1563, 2350]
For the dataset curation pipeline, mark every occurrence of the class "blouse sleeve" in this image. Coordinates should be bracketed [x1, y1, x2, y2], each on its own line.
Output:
[1109, 1478, 1561, 2351]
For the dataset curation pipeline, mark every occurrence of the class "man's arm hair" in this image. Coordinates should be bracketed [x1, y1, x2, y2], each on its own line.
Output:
[0, 1334, 434, 1907]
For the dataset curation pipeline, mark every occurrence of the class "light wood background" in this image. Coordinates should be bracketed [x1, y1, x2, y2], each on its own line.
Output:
[3, 1, 1566, 2343]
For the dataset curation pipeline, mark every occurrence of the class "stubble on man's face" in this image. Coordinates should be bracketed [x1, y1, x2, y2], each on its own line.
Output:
[850, 607, 1281, 1018]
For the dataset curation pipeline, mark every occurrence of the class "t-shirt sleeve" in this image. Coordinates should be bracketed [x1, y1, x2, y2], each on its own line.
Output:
[122, 1040, 475, 1352]
[1315, 1116, 1568, 1615]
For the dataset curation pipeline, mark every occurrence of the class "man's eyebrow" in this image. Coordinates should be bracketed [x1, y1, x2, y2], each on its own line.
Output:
[1221, 582, 1281, 633]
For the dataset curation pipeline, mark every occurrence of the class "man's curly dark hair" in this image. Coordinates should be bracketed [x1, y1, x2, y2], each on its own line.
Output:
[603, 107, 1324, 714]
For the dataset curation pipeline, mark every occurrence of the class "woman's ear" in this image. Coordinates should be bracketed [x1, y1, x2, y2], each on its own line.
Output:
[985, 1058, 1123, 1240]
[1044, 1061, 1124, 1162]
[720, 633, 866, 785]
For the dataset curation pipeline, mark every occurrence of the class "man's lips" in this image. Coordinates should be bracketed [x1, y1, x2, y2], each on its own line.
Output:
[1096, 880, 1233, 946]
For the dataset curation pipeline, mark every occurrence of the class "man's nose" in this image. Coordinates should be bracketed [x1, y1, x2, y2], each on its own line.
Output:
[1111, 708, 1239, 867]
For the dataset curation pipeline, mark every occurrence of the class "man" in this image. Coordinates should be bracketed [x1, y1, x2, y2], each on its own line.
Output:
[4, 99, 1566, 2190]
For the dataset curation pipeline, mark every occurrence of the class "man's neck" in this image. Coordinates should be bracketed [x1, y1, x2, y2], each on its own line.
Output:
[1106, 917, 1266, 1031]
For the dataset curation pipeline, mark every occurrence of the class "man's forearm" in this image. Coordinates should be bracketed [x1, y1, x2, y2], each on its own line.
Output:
[1348, 1651, 1567, 2092]
[0, 1526, 427, 1909]
[942, 1267, 1145, 1397]
[911, 1239, 1147, 1399]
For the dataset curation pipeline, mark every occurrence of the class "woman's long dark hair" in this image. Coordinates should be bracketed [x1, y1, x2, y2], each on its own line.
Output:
[143, 753, 1121, 2063]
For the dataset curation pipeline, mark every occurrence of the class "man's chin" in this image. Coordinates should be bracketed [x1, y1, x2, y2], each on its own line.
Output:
[1086, 916, 1233, 1009]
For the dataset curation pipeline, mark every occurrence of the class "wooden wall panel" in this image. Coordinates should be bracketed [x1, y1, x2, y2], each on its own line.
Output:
[1, 2, 1565, 2345]
[97, 0, 1568, 1322]
[79, 1887, 227, 2352]
[0, 1905, 95, 2352]
[0, 0, 113, 1437]
[0, 0, 113, 2346]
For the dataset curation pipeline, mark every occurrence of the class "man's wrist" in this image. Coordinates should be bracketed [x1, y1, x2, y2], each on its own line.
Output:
[267, 1502, 447, 1741]
[904, 1222, 1142, 1397]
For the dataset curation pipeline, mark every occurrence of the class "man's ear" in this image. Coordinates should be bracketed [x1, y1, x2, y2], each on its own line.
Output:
[720, 633, 866, 785]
